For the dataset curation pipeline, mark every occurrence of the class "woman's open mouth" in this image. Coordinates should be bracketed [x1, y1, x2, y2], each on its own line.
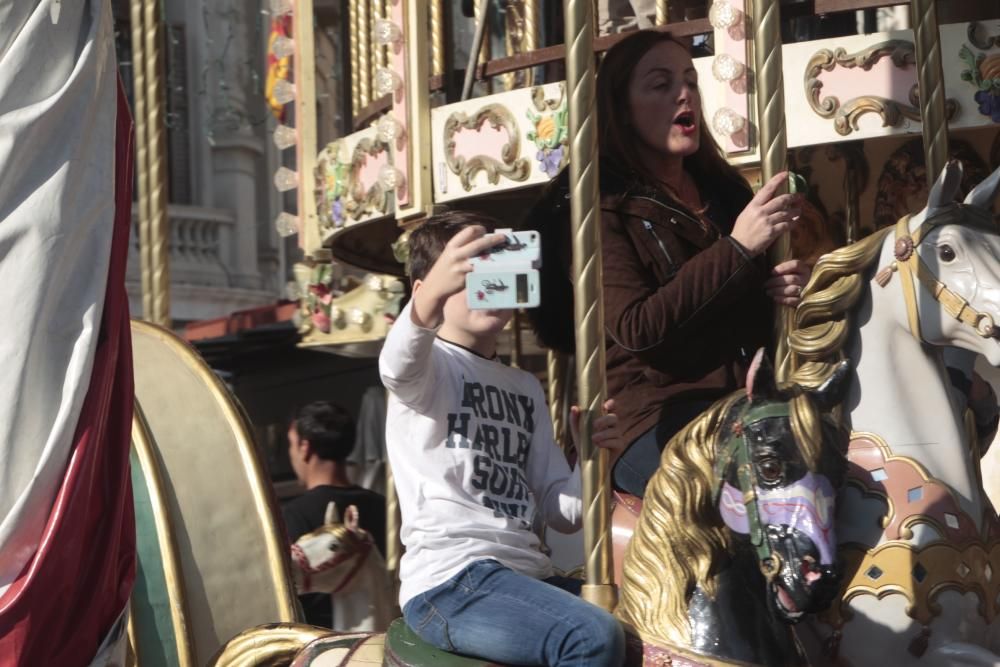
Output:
[673, 111, 697, 135]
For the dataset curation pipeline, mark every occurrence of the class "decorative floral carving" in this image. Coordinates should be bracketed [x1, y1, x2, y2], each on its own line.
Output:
[804, 40, 956, 136]
[960, 24, 1000, 123]
[315, 141, 350, 233]
[315, 137, 392, 234]
[526, 84, 568, 178]
[443, 104, 531, 191]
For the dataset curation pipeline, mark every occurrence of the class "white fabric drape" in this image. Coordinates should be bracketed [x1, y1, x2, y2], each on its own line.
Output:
[0, 0, 117, 592]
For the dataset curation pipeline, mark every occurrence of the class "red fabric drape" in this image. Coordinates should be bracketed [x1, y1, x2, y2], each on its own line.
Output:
[0, 78, 137, 666]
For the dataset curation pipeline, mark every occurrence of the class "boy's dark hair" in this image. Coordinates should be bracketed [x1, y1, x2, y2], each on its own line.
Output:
[407, 209, 498, 282]
[293, 401, 356, 462]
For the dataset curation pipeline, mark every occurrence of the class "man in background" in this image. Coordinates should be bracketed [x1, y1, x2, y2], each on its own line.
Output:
[283, 401, 387, 628]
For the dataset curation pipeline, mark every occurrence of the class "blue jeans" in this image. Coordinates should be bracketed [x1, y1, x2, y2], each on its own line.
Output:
[402, 559, 625, 666]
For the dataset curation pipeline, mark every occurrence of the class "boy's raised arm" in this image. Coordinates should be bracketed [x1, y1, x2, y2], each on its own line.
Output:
[379, 301, 441, 410]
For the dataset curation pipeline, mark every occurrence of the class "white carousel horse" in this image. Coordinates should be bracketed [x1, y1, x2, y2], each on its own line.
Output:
[792, 162, 1000, 666]
[291, 502, 393, 633]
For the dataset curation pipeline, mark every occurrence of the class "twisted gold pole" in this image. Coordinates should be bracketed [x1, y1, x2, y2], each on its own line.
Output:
[656, 0, 669, 25]
[751, 0, 789, 380]
[143, 0, 170, 327]
[130, 0, 151, 321]
[349, 0, 360, 115]
[358, 0, 371, 109]
[474, 0, 490, 67]
[430, 0, 445, 78]
[375, 0, 388, 73]
[547, 350, 569, 451]
[910, 0, 949, 185]
[523, 0, 538, 87]
[564, 0, 615, 611]
[384, 460, 403, 608]
[510, 310, 523, 368]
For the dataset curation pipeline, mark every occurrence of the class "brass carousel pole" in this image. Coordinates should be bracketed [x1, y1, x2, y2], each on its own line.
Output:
[384, 460, 403, 611]
[129, 0, 151, 321]
[547, 350, 569, 450]
[656, 0, 669, 25]
[564, 0, 615, 611]
[349, 0, 360, 116]
[430, 0, 445, 79]
[751, 0, 789, 379]
[358, 0, 371, 109]
[910, 0, 949, 184]
[143, 0, 170, 327]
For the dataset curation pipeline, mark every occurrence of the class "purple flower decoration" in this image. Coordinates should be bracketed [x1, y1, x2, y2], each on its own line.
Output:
[538, 146, 564, 178]
[974, 89, 1000, 123]
[332, 198, 345, 226]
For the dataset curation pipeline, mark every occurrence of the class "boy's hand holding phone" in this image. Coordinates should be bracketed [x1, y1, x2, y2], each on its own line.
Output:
[411, 225, 506, 329]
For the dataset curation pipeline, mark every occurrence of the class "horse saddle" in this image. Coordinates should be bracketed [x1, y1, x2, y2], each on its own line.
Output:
[383, 618, 509, 667]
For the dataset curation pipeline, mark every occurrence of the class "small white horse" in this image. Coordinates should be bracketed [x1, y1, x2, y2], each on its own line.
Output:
[290, 503, 393, 633]
[792, 162, 1000, 666]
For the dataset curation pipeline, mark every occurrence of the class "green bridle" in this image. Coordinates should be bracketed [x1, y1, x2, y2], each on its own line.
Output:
[712, 400, 793, 579]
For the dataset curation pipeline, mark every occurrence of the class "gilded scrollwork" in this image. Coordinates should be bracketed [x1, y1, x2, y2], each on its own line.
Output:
[315, 136, 391, 235]
[804, 40, 956, 136]
[443, 104, 531, 191]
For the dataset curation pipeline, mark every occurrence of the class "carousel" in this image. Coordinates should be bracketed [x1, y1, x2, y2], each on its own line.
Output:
[2, 0, 1000, 666]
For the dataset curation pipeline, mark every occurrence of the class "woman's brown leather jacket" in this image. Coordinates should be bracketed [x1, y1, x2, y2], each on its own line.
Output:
[600, 184, 773, 447]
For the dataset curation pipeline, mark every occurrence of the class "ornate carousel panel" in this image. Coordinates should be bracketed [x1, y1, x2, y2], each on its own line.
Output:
[130, 320, 299, 665]
[784, 20, 1000, 148]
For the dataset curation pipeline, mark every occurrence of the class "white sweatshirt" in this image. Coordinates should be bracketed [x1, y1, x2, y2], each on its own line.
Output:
[379, 302, 582, 607]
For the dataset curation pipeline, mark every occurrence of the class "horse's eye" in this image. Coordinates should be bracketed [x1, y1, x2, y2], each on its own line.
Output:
[329, 543, 339, 552]
[758, 458, 783, 482]
[938, 244, 956, 262]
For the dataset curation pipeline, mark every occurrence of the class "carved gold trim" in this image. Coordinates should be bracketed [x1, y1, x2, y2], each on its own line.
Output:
[825, 541, 1000, 628]
[348, 137, 391, 219]
[131, 400, 196, 667]
[130, 320, 300, 624]
[846, 431, 989, 543]
[443, 104, 531, 191]
[804, 40, 957, 136]
[208, 624, 341, 667]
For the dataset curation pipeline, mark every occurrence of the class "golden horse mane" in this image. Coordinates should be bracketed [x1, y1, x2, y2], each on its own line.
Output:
[788, 227, 892, 387]
[616, 392, 828, 645]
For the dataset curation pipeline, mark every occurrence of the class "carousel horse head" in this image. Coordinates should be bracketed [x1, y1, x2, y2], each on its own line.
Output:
[618, 349, 851, 657]
[290, 502, 375, 595]
[874, 160, 1000, 363]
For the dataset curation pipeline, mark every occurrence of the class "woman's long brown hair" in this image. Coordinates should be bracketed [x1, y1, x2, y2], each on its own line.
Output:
[596, 30, 750, 201]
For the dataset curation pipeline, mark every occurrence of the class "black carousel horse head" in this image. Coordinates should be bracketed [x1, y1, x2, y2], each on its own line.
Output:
[715, 349, 851, 624]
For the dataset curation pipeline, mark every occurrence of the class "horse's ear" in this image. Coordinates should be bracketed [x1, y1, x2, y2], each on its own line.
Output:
[928, 160, 964, 209]
[344, 505, 360, 531]
[806, 360, 852, 412]
[324, 502, 340, 526]
[964, 164, 1000, 211]
[746, 348, 777, 401]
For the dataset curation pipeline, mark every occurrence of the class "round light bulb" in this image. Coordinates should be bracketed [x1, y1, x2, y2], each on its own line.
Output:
[709, 1, 741, 30]
[272, 79, 295, 105]
[274, 166, 299, 192]
[271, 35, 295, 59]
[378, 164, 405, 191]
[373, 19, 402, 46]
[269, 0, 293, 15]
[350, 308, 371, 328]
[373, 67, 402, 97]
[712, 54, 745, 82]
[712, 107, 746, 137]
[330, 306, 347, 328]
[365, 274, 385, 292]
[285, 280, 303, 301]
[273, 124, 296, 150]
[275, 212, 299, 237]
[375, 114, 403, 144]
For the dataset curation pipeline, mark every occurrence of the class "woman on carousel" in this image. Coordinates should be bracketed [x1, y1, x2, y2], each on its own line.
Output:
[531, 29, 811, 497]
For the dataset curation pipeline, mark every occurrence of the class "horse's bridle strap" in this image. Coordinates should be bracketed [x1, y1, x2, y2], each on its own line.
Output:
[889, 215, 996, 341]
